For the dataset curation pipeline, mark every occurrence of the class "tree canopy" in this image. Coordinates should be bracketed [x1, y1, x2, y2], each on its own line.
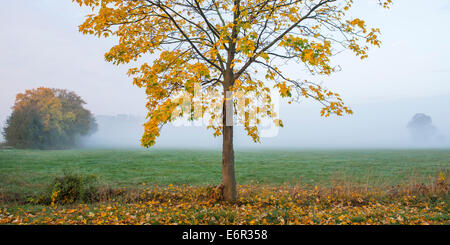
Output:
[2, 88, 97, 149]
[407, 113, 438, 143]
[75, 0, 391, 146]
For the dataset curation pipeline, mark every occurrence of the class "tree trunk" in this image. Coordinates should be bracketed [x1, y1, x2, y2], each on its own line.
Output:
[222, 83, 237, 202]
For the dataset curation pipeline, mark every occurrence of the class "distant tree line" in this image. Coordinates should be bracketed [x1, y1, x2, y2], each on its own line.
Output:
[2, 87, 97, 149]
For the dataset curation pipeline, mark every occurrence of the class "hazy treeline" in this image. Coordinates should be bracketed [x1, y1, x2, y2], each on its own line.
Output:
[2, 95, 449, 150]
[80, 114, 145, 148]
[80, 95, 450, 149]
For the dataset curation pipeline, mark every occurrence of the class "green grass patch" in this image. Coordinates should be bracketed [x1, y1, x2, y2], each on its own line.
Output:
[0, 149, 449, 199]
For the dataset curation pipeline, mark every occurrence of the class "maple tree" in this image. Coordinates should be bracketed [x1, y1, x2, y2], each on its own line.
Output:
[74, 0, 391, 201]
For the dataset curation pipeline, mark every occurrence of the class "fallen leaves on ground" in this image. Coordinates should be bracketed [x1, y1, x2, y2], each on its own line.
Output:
[1, 183, 448, 225]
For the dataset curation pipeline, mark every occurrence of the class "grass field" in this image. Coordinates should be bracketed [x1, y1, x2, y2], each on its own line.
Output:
[1, 149, 449, 197]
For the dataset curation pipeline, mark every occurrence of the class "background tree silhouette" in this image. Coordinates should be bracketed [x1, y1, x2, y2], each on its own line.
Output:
[2, 87, 97, 149]
[407, 113, 437, 143]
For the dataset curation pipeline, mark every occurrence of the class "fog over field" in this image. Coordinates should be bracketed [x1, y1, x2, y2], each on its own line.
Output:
[1, 0, 449, 149]
[80, 94, 450, 149]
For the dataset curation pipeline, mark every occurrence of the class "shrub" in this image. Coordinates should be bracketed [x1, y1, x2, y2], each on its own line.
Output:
[37, 171, 99, 205]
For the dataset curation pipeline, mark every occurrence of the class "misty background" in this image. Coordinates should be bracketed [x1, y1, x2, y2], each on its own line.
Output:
[81, 95, 450, 149]
[1, 0, 449, 149]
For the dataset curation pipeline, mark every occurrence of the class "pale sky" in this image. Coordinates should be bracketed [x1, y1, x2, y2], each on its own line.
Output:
[0, 0, 449, 148]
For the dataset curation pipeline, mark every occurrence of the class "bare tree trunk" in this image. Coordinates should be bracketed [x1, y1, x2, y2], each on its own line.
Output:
[222, 82, 237, 202]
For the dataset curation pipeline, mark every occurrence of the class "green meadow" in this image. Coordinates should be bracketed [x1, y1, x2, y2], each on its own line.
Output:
[1, 149, 449, 198]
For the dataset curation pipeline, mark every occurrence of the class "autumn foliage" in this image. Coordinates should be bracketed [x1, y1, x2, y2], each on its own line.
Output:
[74, 0, 391, 146]
[2, 88, 97, 149]
[1, 172, 448, 225]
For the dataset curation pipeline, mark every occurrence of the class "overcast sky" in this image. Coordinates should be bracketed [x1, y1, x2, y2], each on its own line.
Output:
[1, 0, 449, 148]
